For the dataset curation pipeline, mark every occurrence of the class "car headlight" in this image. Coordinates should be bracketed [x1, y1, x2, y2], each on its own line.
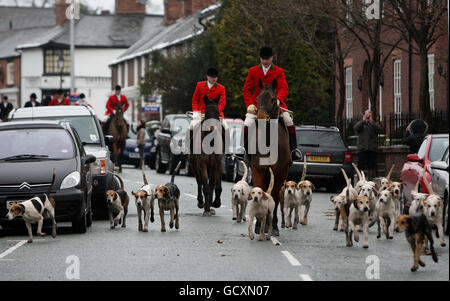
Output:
[60, 171, 80, 189]
[134, 147, 139, 152]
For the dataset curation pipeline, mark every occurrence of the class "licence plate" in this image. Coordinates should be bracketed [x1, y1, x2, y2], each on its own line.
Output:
[307, 155, 330, 163]
[6, 200, 24, 210]
[129, 153, 140, 158]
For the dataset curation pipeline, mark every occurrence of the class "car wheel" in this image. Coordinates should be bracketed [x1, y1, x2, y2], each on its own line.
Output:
[155, 150, 167, 174]
[72, 210, 87, 234]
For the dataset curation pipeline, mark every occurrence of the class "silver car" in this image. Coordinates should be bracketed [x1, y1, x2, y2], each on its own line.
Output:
[430, 147, 449, 236]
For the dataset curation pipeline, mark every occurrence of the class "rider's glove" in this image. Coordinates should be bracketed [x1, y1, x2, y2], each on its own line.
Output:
[277, 99, 281, 106]
[247, 104, 257, 115]
[193, 111, 201, 120]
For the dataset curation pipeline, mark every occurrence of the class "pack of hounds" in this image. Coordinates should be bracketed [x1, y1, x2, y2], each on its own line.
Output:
[5, 157, 447, 273]
[330, 163, 445, 272]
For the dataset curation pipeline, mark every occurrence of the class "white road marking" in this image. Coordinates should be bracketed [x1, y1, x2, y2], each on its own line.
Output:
[271, 237, 282, 246]
[300, 274, 313, 281]
[0, 240, 27, 260]
[281, 251, 301, 266]
[183, 193, 197, 199]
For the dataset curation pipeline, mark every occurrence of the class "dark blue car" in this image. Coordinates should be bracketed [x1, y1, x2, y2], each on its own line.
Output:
[122, 123, 156, 169]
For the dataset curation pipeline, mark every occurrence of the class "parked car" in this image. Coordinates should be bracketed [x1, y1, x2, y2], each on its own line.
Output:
[221, 119, 244, 182]
[430, 147, 449, 235]
[400, 134, 449, 211]
[8, 105, 120, 218]
[122, 123, 156, 168]
[155, 114, 191, 175]
[288, 125, 354, 192]
[0, 120, 95, 233]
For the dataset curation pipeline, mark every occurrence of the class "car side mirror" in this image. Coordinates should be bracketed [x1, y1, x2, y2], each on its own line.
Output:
[105, 135, 114, 144]
[406, 154, 423, 164]
[82, 154, 96, 165]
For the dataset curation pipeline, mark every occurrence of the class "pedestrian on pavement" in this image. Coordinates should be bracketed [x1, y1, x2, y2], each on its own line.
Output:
[49, 90, 70, 106]
[42, 95, 52, 106]
[24, 93, 41, 107]
[136, 119, 147, 169]
[402, 119, 428, 154]
[241, 46, 302, 160]
[0, 96, 13, 122]
[75, 93, 92, 108]
[354, 110, 383, 179]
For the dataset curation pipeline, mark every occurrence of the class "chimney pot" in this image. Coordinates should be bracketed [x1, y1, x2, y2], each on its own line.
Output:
[55, 0, 70, 25]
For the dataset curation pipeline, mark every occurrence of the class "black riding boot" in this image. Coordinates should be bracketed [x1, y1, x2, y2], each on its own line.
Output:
[288, 125, 302, 161]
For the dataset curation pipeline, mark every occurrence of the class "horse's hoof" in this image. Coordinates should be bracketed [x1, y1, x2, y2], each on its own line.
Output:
[212, 200, 221, 208]
[197, 201, 204, 209]
[202, 211, 212, 217]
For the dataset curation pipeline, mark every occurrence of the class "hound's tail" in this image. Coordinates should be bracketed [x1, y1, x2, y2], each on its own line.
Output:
[415, 164, 427, 193]
[240, 160, 248, 182]
[108, 171, 124, 190]
[341, 168, 351, 188]
[301, 156, 307, 182]
[47, 168, 56, 195]
[422, 166, 435, 195]
[352, 163, 363, 182]
[266, 168, 274, 195]
[386, 164, 395, 181]
[171, 161, 182, 184]
[142, 164, 148, 185]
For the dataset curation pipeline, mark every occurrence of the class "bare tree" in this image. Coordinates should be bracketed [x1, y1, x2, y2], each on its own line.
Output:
[384, 0, 448, 123]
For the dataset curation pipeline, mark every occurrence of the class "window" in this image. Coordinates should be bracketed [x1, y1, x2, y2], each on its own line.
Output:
[44, 49, 70, 74]
[428, 54, 435, 111]
[345, 67, 353, 120]
[394, 59, 402, 116]
[417, 138, 428, 158]
[6, 62, 14, 86]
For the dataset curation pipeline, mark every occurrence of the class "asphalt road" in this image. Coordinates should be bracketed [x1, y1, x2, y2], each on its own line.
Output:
[0, 165, 448, 281]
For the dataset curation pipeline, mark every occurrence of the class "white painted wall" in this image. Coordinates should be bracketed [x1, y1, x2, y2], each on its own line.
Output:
[74, 48, 125, 77]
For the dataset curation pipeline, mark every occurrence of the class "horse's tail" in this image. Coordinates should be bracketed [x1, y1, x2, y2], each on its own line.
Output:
[301, 156, 307, 182]
[240, 160, 248, 182]
[142, 164, 148, 185]
[108, 171, 124, 190]
[266, 168, 274, 195]
[171, 161, 182, 184]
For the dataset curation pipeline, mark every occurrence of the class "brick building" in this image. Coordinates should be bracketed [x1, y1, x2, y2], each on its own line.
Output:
[336, 6, 449, 133]
[109, 0, 219, 122]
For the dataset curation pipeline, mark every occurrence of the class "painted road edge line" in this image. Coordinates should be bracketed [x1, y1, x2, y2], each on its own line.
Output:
[0, 240, 27, 259]
[183, 193, 197, 199]
[281, 251, 301, 266]
[300, 274, 313, 281]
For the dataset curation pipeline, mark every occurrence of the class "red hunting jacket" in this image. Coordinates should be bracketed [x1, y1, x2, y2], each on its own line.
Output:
[106, 94, 130, 116]
[243, 64, 289, 110]
[192, 81, 226, 118]
[49, 97, 70, 106]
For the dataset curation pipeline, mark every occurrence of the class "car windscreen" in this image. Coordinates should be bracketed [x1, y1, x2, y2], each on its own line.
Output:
[229, 123, 243, 148]
[14, 116, 101, 146]
[296, 130, 345, 148]
[0, 128, 75, 160]
[429, 137, 449, 162]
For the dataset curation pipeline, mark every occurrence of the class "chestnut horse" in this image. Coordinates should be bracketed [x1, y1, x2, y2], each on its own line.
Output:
[249, 79, 291, 236]
[189, 96, 224, 216]
[107, 103, 127, 172]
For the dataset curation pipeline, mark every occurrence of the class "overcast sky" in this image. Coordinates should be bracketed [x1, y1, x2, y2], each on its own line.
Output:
[0, 0, 164, 14]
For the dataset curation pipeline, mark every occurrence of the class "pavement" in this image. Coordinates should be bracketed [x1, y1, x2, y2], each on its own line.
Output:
[0, 165, 448, 281]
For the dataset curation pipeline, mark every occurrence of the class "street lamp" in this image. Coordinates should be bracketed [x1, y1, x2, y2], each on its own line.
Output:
[58, 53, 65, 90]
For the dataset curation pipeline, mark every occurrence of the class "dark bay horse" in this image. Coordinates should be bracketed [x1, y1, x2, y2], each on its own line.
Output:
[249, 79, 291, 236]
[107, 104, 127, 172]
[190, 96, 224, 216]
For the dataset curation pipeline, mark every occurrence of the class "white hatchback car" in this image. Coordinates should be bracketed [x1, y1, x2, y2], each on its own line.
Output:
[431, 147, 449, 236]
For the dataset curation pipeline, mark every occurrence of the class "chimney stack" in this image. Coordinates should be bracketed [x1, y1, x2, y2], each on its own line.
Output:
[115, 0, 146, 15]
[164, 0, 217, 25]
[55, 0, 70, 25]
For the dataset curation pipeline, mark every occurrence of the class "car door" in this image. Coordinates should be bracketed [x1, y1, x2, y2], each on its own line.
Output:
[159, 117, 173, 163]
[431, 148, 449, 198]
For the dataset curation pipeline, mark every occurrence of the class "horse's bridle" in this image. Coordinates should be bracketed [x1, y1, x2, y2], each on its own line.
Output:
[257, 92, 279, 120]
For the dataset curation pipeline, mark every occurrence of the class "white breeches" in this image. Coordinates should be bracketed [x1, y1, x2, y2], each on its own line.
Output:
[244, 112, 293, 127]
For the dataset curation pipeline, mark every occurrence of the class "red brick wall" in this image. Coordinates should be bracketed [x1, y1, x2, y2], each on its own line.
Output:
[165, 0, 217, 24]
[112, 66, 118, 90]
[128, 60, 134, 87]
[55, 0, 70, 25]
[116, 0, 146, 14]
[0, 57, 21, 106]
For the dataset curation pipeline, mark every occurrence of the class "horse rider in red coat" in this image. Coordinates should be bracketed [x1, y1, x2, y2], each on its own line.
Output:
[190, 67, 228, 152]
[103, 85, 130, 133]
[48, 90, 70, 106]
[241, 46, 302, 161]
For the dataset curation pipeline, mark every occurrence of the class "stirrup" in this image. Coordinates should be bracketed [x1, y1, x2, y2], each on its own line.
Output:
[291, 149, 303, 161]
